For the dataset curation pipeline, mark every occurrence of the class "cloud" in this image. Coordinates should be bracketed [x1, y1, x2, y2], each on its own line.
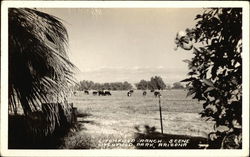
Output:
[75, 66, 188, 84]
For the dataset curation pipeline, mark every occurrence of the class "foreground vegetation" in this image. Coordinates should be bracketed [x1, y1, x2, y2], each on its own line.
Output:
[8, 8, 76, 148]
[175, 8, 242, 148]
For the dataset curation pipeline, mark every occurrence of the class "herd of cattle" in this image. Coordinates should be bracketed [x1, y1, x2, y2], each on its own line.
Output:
[74, 90, 161, 97]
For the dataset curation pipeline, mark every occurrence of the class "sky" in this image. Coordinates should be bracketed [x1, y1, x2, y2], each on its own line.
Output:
[39, 8, 203, 85]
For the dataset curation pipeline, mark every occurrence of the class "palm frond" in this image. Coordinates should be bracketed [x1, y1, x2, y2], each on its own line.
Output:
[9, 8, 76, 115]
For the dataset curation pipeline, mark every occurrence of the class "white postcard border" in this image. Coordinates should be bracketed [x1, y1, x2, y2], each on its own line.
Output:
[1, 1, 249, 157]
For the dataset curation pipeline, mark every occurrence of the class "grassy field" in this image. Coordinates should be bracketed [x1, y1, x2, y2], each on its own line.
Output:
[63, 89, 214, 149]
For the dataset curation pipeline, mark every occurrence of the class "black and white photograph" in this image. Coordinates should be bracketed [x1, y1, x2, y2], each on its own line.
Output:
[1, 1, 249, 157]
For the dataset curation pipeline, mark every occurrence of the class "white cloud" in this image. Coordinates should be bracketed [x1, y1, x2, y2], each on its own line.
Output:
[75, 66, 188, 84]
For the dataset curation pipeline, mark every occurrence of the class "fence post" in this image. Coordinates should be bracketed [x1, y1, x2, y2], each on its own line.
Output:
[159, 95, 164, 134]
[72, 107, 78, 124]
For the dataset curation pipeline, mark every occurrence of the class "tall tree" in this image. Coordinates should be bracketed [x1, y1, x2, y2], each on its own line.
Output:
[175, 8, 242, 148]
[149, 76, 166, 90]
[78, 80, 94, 90]
[9, 8, 76, 115]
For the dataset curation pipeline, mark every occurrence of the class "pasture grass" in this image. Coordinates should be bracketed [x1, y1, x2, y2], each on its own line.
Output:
[63, 89, 214, 149]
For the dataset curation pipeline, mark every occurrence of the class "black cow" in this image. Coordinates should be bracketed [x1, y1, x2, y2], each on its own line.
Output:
[143, 91, 147, 96]
[150, 89, 155, 92]
[93, 91, 98, 96]
[104, 91, 111, 96]
[127, 91, 132, 97]
[154, 91, 161, 97]
[84, 90, 89, 95]
[129, 90, 134, 93]
[98, 90, 105, 96]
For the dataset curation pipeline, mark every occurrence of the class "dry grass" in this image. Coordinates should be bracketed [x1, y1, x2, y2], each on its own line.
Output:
[63, 89, 214, 149]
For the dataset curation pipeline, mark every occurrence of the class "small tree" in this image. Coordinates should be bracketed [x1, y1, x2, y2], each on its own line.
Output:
[166, 84, 171, 90]
[175, 8, 242, 148]
[172, 82, 184, 89]
[150, 76, 166, 90]
[135, 79, 148, 90]
[136, 76, 166, 90]
[122, 81, 133, 90]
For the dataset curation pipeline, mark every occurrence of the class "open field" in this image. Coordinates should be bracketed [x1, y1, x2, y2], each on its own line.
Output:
[65, 89, 214, 149]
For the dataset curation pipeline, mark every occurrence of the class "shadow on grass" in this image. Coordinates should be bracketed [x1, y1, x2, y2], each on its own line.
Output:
[133, 125, 208, 149]
[8, 110, 92, 149]
[60, 112, 96, 149]
[8, 115, 74, 149]
[77, 111, 95, 125]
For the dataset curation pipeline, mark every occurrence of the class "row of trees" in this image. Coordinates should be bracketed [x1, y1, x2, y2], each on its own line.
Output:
[135, 76, 185, 90]
[76, 80, 133, 91]
[76, 76, 186, 91]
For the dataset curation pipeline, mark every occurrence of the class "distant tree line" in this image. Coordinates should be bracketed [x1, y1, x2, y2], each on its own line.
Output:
[135, 76, 185, 90]
[76, 80, 133, 91]
[76, 76, 185, 91]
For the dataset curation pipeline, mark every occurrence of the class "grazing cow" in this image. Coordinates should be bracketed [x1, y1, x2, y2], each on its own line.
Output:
[127, 91, 132, 97]
[154, 91, 161, 97]
[104, 91, 111, 96]
[98, 90, 105, 96]
[143, 91, 147, 96]
[93, 91, 98, 96]
[150, 89, 155, 92]
[129, 90, 134, 93]
[84, 90, 89, 95]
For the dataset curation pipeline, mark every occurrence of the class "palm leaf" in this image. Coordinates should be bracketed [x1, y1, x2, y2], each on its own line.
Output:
[9, 8, 76, 115]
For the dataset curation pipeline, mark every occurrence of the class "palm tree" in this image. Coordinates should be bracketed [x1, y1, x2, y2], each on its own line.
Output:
[8, 8, 76, 116]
